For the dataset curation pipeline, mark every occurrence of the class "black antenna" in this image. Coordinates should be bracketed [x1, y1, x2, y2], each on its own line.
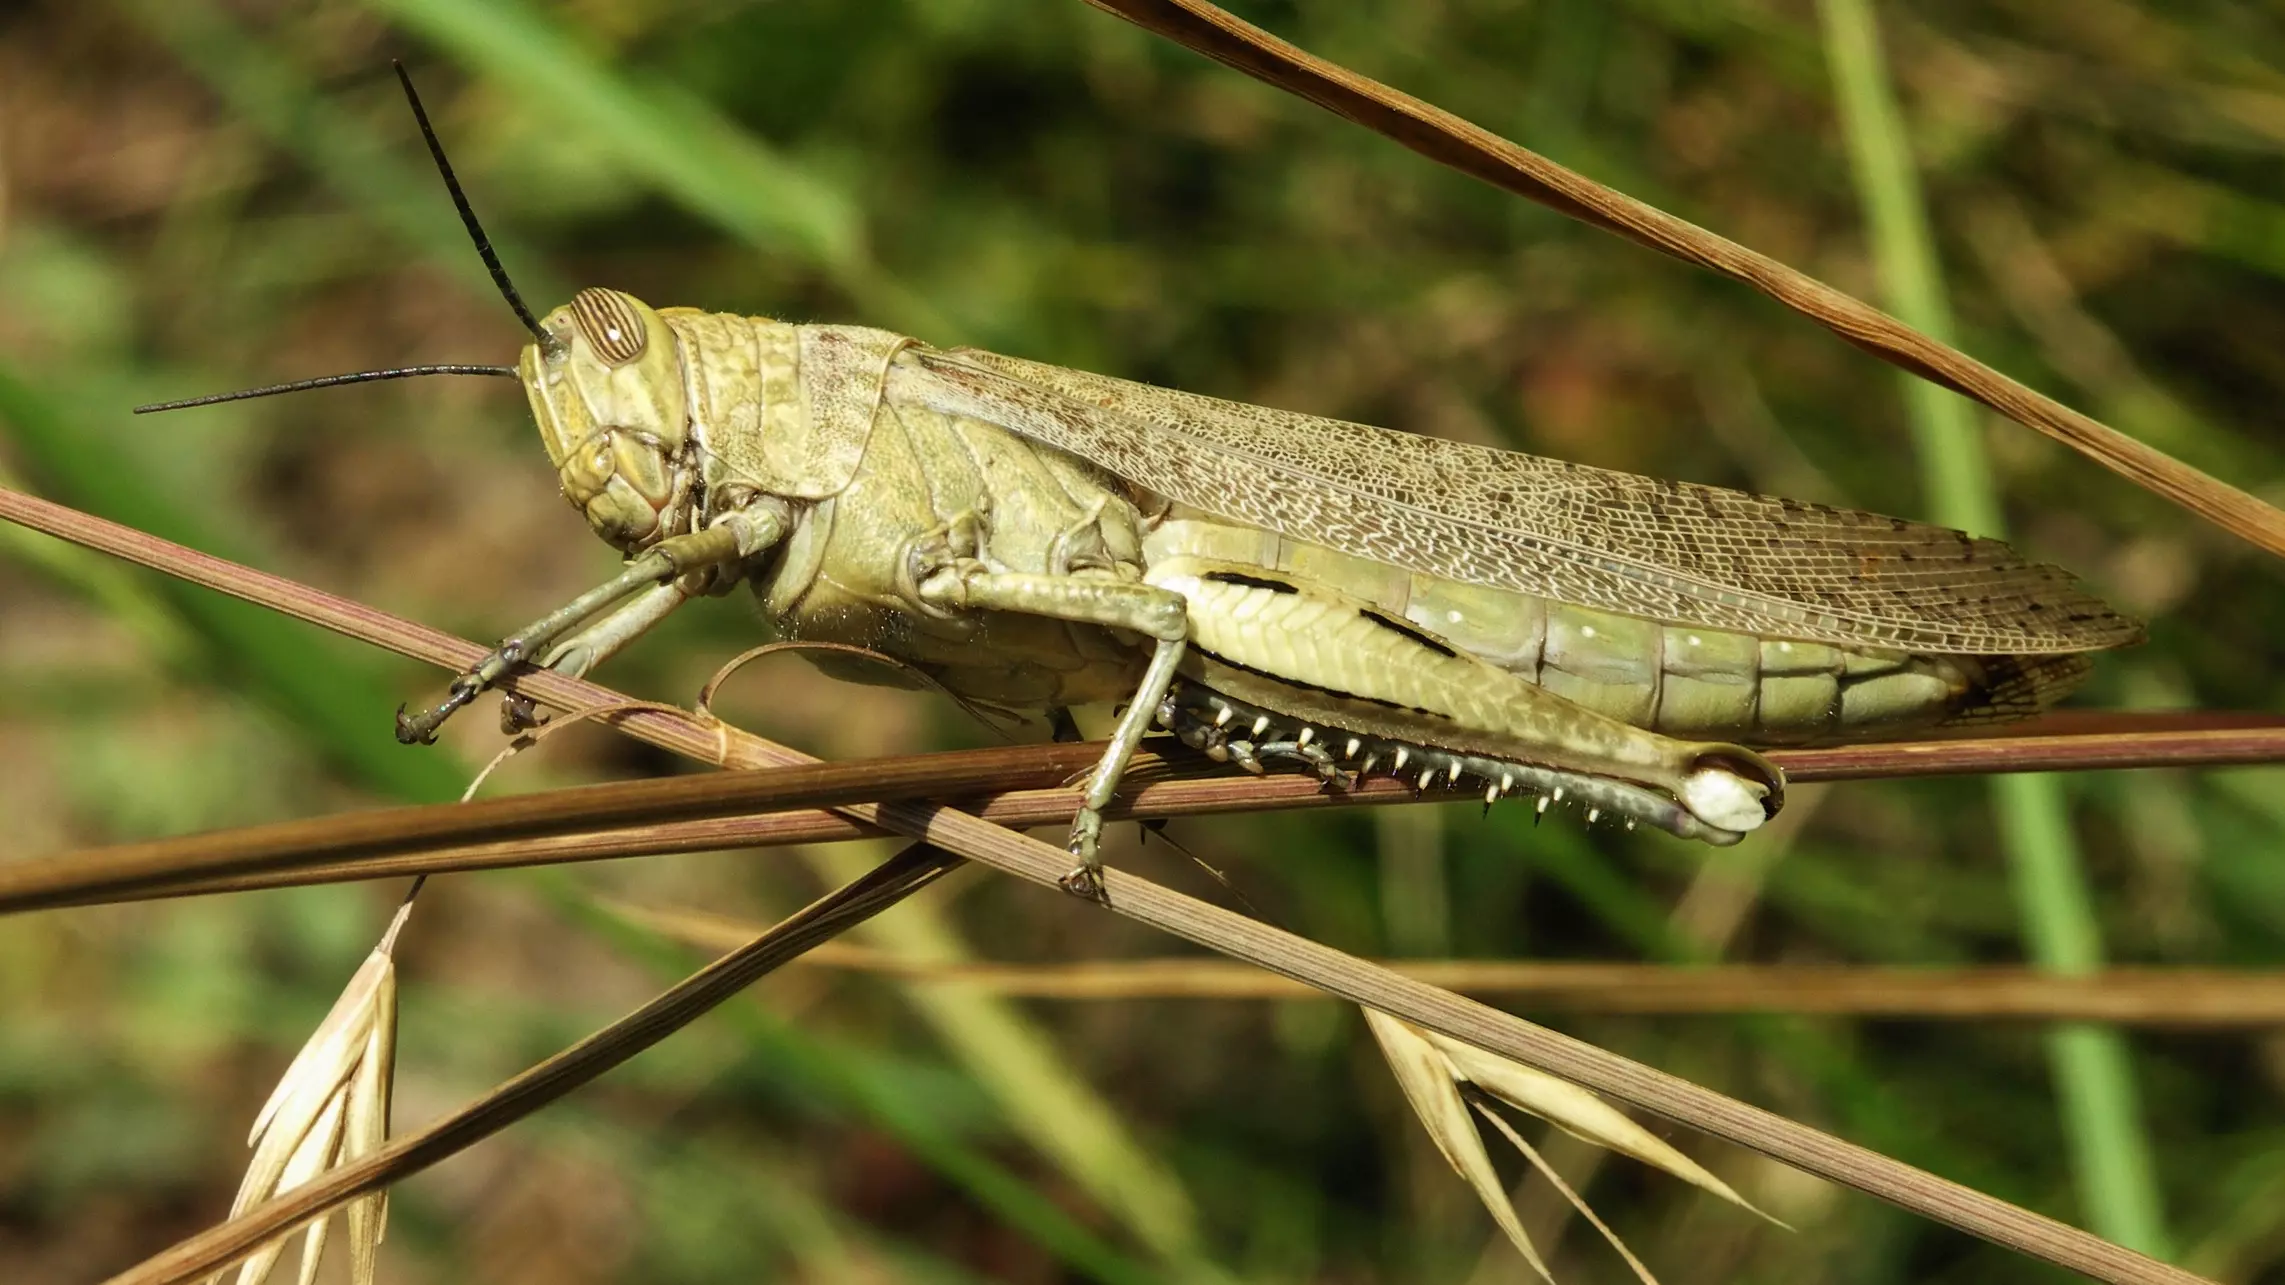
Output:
[134, 365, 519, 414]
[392, 61, 555, 352]
[136, 65, 546, 417]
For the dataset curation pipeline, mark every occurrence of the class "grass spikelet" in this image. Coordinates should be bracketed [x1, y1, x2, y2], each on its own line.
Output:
[1371, 1009, 1783, 1278]
[216, 896, 406, 1285]
[1422, 1028, 1771, 1222]
[1471, 1101, 1661, 1285]
[1364, 1008, 1553, 1280]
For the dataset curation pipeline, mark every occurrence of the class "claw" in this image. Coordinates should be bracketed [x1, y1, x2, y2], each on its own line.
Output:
[392, 702, 435, 746]
[396, 690, 462, 744]
[1059, 811, 1111, 904]
[1057, 863, 1109, 902]
[500, 692, 547, 735]
[398, 669, 488, 744]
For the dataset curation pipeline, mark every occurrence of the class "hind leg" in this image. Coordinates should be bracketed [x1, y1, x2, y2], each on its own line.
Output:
[1146, 559, 1782, 840]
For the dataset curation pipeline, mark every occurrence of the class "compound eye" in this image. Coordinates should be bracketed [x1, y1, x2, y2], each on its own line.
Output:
[569, 287, 648, 365]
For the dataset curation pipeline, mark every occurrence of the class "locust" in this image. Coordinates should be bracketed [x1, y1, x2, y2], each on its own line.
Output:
[143, 70, 2142, 900]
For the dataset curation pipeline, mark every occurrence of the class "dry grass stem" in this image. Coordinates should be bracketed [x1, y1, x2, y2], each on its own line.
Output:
[937, 858, 2212, 1285]
[23, 708, 2285, 910]
[108, 844, 964, 1285]
[1076, 0, 2285, 560]
[0, 743, 1102, 913]
[10, 711, 2281, 914]
[2, 493, 2209, 1282]
[599, 927, 2285, 1027]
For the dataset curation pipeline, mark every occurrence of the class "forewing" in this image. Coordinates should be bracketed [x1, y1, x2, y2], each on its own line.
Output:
[889, 346, 2139, 654]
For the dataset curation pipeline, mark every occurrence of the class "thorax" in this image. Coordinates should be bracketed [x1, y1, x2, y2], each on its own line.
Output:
[736, 380, 1154, 707]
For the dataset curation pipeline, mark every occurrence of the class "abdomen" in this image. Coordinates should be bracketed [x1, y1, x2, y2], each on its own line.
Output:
[1141, 509, 2085, 744]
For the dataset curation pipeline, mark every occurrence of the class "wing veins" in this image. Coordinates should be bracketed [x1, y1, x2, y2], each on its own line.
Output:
[892, 347, 2138, 654]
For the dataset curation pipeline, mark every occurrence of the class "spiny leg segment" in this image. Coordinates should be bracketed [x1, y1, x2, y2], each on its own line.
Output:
[1154, 681, 1747, 845]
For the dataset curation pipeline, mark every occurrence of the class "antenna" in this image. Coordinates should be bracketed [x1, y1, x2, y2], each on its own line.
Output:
[134, 365, 519, 414]
[136, 65, 549, 416]
[392, 61, 556, 352]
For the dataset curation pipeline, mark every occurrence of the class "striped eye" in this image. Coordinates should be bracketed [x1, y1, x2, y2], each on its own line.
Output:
[569, 287, 648, 365]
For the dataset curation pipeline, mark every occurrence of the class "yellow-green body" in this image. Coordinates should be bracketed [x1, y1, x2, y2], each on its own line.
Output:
[637, 311, 2059, 751]
[482, 289, 2135, 864]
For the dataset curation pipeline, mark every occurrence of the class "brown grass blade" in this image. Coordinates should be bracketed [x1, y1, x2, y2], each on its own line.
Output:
[1055, 867, 2211, 1285]
[0, 487, 763, 771]
[0, 484, 2212, 1284]
[102, 842, 964, 1285]
[1771, 717, 2285, 778]
[26, 712, 2285, 910]
[1077, 0, 2285, 559]
[0, 744, 1098, 913]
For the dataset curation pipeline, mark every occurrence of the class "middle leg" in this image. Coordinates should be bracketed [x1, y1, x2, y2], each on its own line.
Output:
[913, 560, 1189, 901]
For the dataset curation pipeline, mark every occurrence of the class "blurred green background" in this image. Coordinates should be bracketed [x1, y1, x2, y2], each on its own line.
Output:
[3, 0, 2284, 1281]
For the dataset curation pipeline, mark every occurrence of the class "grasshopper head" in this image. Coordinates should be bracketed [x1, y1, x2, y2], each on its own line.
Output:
[523, 287, 695, 553]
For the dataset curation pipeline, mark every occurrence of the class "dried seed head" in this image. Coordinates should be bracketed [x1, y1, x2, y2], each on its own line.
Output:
[217, 902, 407, 1285]
[1367, 1010, 1775, 1281]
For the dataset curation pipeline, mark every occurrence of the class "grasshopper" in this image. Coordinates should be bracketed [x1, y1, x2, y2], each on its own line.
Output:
[144, 70, 2140, 900]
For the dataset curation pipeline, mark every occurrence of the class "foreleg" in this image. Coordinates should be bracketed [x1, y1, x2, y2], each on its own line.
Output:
[398, 501, 788, 743]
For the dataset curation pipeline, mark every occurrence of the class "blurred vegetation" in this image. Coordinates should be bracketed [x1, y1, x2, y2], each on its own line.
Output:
[2, 0, 2283, 1281]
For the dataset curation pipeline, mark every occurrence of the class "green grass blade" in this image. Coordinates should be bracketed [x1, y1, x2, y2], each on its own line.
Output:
[1817, 0, 2171, 1257]
[365, 0, 858, 264]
